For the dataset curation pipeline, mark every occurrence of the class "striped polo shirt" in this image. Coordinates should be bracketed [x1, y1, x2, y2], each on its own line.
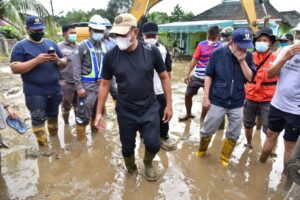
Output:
[193, 40, 222, 79]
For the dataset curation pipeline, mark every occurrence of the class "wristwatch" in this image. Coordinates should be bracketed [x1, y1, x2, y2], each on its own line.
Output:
[57, 59, 62, 65]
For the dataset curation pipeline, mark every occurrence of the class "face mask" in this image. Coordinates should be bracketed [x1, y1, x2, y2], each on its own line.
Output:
[280, 42, 289, 47]
[92, 33, 104, 42]
[29, 31, 44, 42]
[115, 35, 133, 50]
[295, 39, 300, 45]
[68, 34, 77, 43]
[208, 40, 217, 46]
[144, 38, 157, 45]
[255, 41, 269, 53]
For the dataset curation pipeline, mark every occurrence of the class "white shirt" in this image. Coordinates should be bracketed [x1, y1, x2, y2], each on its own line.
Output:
[153, 43, 167, 95]
[271, 45, 300, 115]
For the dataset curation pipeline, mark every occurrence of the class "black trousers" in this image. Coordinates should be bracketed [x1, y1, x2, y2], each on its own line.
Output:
[157, 94, 170, 140]
[116, 100, 161, 157]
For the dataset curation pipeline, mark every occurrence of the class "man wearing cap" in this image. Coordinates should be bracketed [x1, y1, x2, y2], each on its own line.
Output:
[72, 15, 107, 141]
[196, 28, 256, 167]
[142, 22, 175, 151]
[220, 26, 234, 45]
[94, 13, 172, 181]
[243, 28, 278, 148]
[180, 26, 222, 122]
[58, 24, 78, 125]
[10, 15, 67, 146]
[259, 23, 300, 174]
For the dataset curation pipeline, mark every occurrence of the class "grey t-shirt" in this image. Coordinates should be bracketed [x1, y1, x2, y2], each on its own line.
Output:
[102, 41, 166, 111]
[271, 45, 300, 115]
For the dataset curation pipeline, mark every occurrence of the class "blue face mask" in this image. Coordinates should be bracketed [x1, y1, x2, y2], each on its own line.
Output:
[68, 34, 77, 43]
[280, 42, 289, 47]
[92, 33, 103, 42]
[255, 41, 269, 53]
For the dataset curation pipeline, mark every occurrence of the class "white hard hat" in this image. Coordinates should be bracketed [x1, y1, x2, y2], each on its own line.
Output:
[103, 18, 112, 27]
[88, 15, 106, 30]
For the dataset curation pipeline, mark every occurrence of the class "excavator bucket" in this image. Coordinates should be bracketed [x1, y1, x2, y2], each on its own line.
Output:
[240, 0, 259, 33]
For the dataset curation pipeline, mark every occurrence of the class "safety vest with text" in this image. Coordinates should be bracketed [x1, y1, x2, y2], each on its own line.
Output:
[81, 40, 106, 83]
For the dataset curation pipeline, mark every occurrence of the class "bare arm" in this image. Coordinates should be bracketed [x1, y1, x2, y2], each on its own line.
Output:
[203, 76, 212, 109]
[268, 45, 300, 78]
[239, 60, 253, 82]
[96, 79, 111, 115]
[159, 71, 173, 123]
[184, 58, 198, 83]
[10, 53, 51, 74]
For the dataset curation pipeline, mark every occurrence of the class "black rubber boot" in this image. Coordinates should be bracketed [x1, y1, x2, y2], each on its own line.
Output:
[143, 150, 158, 181]
[123, 154, 137, 173]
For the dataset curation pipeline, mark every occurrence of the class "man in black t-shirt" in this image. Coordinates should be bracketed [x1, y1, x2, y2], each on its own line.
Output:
[94, 13, 172, 181]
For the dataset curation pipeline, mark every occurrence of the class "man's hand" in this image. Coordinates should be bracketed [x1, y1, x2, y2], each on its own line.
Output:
[283, 44, 300, 62]
[232, 50, 246, 63]
[184, 74, 191, 84]
[6, 106, 18, 119]
[94, 113, 106, 129]
[35, 53, 51, 65]
[49, 53, 60, 63]
[77, 89, 86, 97]
[203, 97, 211, 110]
[162, 106, 173, 123]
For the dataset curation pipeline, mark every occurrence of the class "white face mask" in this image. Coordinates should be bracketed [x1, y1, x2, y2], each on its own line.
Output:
[115, 35, 133, 50]
[144, 38, 157, 45]
[295, 39, 300, 45]
[208, 40, 217, 46]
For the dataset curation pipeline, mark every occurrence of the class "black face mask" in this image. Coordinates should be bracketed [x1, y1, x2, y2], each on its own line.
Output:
[29, 31, 44, 42]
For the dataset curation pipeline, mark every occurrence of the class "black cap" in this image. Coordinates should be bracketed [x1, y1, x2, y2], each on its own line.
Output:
[279, 33, 294, 42]
[253, 28, 276, 44]
[142, 22, 158, 35]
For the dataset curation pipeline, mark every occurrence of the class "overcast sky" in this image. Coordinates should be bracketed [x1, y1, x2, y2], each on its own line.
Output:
[39, 0, 300, 16]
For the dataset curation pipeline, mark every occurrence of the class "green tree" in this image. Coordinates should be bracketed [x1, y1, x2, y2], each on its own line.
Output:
[148, 12, 170, 25]
[105, 0, 134, 22]
[0, 0, 51, 32]
[170, 4, 194, 22]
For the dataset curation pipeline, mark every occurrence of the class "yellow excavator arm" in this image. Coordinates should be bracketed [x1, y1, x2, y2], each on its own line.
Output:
[130, 0, 162, 22]
[240, 0, 259, 33]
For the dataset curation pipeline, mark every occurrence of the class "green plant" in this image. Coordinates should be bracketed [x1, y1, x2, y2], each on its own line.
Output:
[0, 25, 22, 40]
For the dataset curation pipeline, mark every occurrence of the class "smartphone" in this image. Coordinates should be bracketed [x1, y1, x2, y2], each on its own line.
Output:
[47, 47, 55, 54]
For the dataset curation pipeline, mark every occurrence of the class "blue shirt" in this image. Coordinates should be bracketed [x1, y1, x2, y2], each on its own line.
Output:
[205, 45, 256, 109]
[10, 38, 63, 95]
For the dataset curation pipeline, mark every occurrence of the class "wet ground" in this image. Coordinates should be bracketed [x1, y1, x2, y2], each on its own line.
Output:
[0, 60, 289, 200]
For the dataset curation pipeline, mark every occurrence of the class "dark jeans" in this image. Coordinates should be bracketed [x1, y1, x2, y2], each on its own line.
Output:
[116, 100, 160, 157]
[60, 80, 77, 113]
[157, 94, 169, 140]
[25, 92, 62, 127]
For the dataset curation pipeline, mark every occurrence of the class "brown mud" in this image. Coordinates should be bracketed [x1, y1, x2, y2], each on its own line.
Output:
[0, 61, 287, 200]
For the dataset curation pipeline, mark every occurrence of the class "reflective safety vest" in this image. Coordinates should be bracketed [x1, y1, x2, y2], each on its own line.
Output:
[81, 40, 106, 83]
[245, 51, 278, 102]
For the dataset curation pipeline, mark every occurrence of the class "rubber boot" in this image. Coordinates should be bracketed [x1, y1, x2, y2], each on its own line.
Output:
[90, 119, 98, 134]
[287, 158, 300, 185]
[143, 150, 158, 181]
[196, 136, 212, 157]
[47, 118, 58, 136]
[76, 124, 86, 141]
[33, 126, 48, 146]
[220, 137, 237, 166]
[62, 112, 69, 125]
[123, 154, 137, 173]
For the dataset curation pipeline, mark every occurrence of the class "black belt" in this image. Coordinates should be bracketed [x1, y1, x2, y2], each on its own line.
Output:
[251, 81, 277, 86]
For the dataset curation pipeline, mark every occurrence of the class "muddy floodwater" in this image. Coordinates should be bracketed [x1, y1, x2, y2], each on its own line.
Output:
[0, 60, 289, 200]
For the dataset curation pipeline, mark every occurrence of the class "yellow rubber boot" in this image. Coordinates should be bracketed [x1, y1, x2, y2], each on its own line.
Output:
[47, 118, 58, 136]
[196, 136, 212, 157]
[32, 126, 48, 146]
[76, 124, 86, 141]
[220, 138, 237, 166]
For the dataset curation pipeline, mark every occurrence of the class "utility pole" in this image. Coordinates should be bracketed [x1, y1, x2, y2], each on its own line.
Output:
[50, 0, 54, 16]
